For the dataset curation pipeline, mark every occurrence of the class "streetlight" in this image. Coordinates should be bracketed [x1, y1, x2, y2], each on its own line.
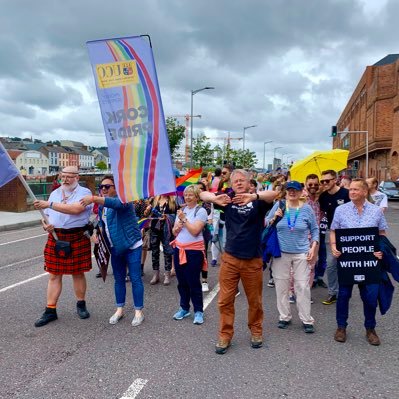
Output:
[273, 146, 283, 170]
[190, 86, 215, 168]
[263, 141, 273, 172]
[243, 125, 257, 151]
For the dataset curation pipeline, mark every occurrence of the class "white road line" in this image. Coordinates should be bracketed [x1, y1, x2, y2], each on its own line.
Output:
[120, 378, 148, 399]
[203, 282, 220, 310]
[0, 255, 44, 270]
[0, 233, 47, 246]
[0, 273, 47, 293]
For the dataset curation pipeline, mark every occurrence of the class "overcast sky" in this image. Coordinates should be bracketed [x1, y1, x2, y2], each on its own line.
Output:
[0, 0, 397, 167]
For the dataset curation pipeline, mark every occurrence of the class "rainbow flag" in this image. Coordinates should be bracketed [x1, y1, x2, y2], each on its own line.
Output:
[175, 168, 202, 196]
[137, 217, 152, 230]
[87, 35, 175, 202]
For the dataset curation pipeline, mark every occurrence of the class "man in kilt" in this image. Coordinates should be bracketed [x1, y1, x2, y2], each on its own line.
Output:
[33, 166, 93, 327]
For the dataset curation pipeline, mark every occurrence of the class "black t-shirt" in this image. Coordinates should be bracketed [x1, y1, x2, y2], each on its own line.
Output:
[224, 199, 272, 259]
[318, 187, 350, 228]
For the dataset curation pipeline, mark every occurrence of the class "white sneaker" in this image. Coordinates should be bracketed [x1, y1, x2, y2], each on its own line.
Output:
[202, 282, 209, 292]
[131, 313, 145, 327]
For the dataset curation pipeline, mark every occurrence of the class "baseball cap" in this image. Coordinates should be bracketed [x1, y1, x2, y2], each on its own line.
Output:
[286, 181, 302, 191]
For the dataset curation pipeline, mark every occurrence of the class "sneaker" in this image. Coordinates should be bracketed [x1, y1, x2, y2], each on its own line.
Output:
[334, 327, 347, 343]
[303, 323, 315, 334]
[211, 259, 217, 267]
[131, 313, 145, 327]
[193, 311, 204, 325]
[202, 282, 209, 292]
[322, 295, 337, 305]
[251, 335, 263, 349]
[267, 278, 275, 288]
[109, 312, 124, 325]
[366, 328, 381, 346]
[215, 339, 231, 355]
[317, 279, 328, 288]
[278, 320, 291, 329]
[310, 297, 314, 304]
[173, 308, 191, 320]
[34, 309, 58, 327]
[289, 295, 296, 304]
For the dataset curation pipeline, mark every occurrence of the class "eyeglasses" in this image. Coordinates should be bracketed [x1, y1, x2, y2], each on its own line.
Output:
[307, 183, 319, 188]
[221, 171, 228, 175]
[99, 184, 115, 190]
[320, 179, 334, 184]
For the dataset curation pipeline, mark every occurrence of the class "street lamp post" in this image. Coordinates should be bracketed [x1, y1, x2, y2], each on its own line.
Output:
[273, 146, 283, 170]
[337, 130, 369, 178]
[190, 86, 215, 168]
[243, 125, 257, 151]
[263, 141, 273, 172]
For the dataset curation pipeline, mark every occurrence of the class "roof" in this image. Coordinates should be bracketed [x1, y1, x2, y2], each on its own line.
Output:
[92, 148, 109, 157]
[7, 150, 23, 160]
[373, 54, 399, 66]
[25, 143, 45, 151]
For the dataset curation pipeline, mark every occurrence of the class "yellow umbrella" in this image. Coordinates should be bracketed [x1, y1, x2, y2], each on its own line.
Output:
[290, 149, 349, 183]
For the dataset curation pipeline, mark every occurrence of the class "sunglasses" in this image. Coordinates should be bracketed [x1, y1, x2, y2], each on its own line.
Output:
[221, 171, 228, 175]
[307, 183, 319, 188]
[320, 179, 334, 184]
[99, 184, 115, 190]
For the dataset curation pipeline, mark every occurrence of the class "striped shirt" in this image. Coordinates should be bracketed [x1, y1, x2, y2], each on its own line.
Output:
[267, 202, 319, 253]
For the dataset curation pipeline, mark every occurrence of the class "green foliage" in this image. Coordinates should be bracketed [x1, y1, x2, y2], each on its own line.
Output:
[166, 117, 186, 159]
[192, 133, 214, 166]
[96, 161, 107, 170]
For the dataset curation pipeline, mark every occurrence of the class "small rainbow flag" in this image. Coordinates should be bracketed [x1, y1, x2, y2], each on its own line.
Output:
[175, 168, 202, 196]
[137, 217, 152, 230]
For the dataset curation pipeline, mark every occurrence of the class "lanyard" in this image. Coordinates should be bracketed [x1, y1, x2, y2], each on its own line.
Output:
[286, 207, 300, 231]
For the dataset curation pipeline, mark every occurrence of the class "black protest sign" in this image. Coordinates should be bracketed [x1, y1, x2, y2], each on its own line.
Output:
[93, 228, 110, 282]
[335, 227, 380, 284]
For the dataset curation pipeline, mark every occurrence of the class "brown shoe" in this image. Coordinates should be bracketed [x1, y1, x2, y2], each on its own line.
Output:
[150, 271, 160, 285]
[251, 335, 263, 349]
[334, 327, 347, 343]
[163, 271, 171, 286]
[215, 339, 231, 355]
[366, 329, 381, 346]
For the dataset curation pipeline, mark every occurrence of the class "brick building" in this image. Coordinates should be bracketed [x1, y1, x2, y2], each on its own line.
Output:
[333, 54, 399, 181]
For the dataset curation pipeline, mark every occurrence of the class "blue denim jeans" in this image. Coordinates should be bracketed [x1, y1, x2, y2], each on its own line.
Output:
[174, 249, 203, 313]
[336, 283, 379, 329]
[111, 246, 144, 309]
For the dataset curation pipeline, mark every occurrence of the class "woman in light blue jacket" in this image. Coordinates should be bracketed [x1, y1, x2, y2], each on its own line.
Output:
[81, 175, 144, 326]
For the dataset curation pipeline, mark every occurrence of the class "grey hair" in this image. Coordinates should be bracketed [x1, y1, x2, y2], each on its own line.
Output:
[183, 184, 201, 200]
[231, 169, 250, 181]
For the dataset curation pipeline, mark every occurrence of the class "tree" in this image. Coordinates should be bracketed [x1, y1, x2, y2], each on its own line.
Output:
[96, 161, 107, 170]
[192, 133, 214, 167]
[234, 149, 258, 169]
[166, 117, 185, 159]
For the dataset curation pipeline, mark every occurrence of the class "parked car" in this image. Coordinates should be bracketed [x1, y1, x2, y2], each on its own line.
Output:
[378, 181, 399, 200]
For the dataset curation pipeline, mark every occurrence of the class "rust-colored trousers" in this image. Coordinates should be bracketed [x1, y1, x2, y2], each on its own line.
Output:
[218, 252, 264, 341]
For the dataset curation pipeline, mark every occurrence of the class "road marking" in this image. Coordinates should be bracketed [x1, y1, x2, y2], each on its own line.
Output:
[0, 273, 47, 293]
[120, 378, 148, 399]
[203, 282, 220, 310]
[0, 255, 44, 270]
[0, 233, 47, 246]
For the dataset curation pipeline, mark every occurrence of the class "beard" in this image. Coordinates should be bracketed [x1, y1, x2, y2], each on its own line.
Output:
[62, 180, 78, 192]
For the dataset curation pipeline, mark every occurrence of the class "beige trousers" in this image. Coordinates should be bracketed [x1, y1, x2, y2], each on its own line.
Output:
[272, 252, 314, 325]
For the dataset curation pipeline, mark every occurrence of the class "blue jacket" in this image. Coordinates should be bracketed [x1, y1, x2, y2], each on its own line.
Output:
[377, 236, 399, 315]
[99, 197, 141, 256]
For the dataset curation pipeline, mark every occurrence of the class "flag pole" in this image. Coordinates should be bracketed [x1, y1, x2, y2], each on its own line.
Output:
[0, 141, 58, 240]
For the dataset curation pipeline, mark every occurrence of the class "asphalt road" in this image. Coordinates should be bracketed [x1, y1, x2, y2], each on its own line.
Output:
[1, 204, 399, 399]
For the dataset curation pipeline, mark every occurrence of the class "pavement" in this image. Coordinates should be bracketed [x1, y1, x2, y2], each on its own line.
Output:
[0, 210, 42, 231]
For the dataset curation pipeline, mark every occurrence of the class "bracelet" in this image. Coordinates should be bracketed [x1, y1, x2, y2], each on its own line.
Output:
[49, 202, 53, 209]
[256, 193, 260, 200]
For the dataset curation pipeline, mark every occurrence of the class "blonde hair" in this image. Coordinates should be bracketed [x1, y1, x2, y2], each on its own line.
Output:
[183, 184, 201, 201]
[152, 195, 177, 212]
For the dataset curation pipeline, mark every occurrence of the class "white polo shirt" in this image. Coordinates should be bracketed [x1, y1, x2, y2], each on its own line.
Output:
[44, 184, 93, 228]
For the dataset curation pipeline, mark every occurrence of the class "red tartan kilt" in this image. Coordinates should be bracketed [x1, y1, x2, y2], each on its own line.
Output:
[44, 229, 92, 275]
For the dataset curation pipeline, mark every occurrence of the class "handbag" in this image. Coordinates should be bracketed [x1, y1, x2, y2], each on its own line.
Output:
[55, 240, 72, 258]
[262, 200, 286, 263]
